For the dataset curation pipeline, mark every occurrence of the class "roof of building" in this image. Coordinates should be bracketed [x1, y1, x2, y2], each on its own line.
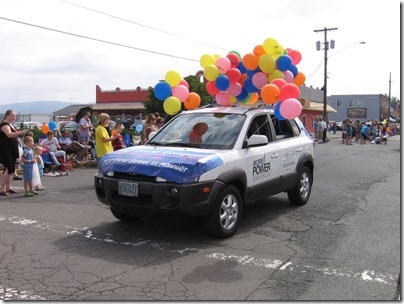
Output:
[91, 102, 145, 110]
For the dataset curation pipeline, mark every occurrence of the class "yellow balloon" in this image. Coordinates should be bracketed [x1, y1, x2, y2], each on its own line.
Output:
[268, 70, 284, 82]
[200, 54, 215, 69]
[165, 70, 181, 87]
[163, 96, 181, 115]
[229, 95, 237, 104]
[258, 54, 276, 73]
[213, 54, 221, 60]
[203, 64, 219, 81]
[263, 37, 279, 54]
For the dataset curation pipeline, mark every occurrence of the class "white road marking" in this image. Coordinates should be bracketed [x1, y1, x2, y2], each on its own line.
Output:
[0, 213, 397, 300]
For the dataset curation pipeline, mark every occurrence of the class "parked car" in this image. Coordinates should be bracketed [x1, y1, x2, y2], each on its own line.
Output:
[13, 121, 42, 130]
[94, 106, 314, 238]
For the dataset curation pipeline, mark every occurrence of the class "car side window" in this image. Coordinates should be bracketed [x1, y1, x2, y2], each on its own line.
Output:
[247, 115, 273, 142]
[271, 115, 297, 140]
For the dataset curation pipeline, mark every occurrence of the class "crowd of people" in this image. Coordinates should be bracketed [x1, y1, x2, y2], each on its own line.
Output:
[313, 116, 399, 145]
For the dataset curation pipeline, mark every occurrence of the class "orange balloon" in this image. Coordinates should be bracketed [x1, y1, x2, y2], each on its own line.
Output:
[248, 92, 259, 104]
[242, 53, 259, 70]
[184, 92, 201, 110]
[261, 84, 280, 104]
[253, 45, 266, 57]
[111, 130, 117, 136]
[41, 124, 49, 134]
[293, 72, 306, 86]
[239, 73, 248, 86]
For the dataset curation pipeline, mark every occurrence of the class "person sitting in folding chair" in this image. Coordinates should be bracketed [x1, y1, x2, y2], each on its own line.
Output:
[39, 131, 66, 168]
[58, 130, 91, 162]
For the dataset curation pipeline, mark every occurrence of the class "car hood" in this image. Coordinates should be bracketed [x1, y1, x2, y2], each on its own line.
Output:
[99, 146, 224, 184]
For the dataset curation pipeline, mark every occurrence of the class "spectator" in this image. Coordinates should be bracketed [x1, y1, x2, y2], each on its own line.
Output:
[361, 123, 370, 145]
[95, 113, 119, 162]
[322, 117, 328, 143]
[156, 117, 165, 130]
[21, 136, 38, 197]
[111, 123, 125, 151]
[32, 145, 45, 191]
[78, 111, 93, 145]
[58, 130, 91, 162]
[40, 131, 66, 167]
[0, 109, 29, 196]
[141, 114, 158, 144]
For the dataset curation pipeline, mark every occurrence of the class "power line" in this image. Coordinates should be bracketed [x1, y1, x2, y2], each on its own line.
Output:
[59, 0, 230, 52]
[0, 16, 199, 62]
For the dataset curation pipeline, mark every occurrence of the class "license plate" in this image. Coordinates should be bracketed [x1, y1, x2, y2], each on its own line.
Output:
[118, 181, 138, 197]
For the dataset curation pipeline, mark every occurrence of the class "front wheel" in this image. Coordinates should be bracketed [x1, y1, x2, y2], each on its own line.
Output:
[204, 185, 242, 238]
[287, 166, 312, 206]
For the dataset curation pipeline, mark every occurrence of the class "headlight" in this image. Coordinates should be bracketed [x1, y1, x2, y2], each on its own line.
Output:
[156, 176, 167, 182]
[105, 171, 114, 177]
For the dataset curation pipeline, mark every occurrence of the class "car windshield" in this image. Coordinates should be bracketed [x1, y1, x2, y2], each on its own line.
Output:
[148, 112, 246, 150]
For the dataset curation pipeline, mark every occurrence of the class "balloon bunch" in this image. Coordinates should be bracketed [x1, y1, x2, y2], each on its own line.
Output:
[201, 37, 305, 120]
[153, 70, 201, 116]
[41, 121, 57, 134]
[154, 37, 305, 120]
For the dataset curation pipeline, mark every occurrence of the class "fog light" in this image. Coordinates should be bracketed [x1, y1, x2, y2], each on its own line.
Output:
[97, 178, 102, 186]
[169, 187, 178, 196]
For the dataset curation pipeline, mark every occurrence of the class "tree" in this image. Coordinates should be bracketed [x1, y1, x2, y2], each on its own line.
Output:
[143, 75, 213, 120]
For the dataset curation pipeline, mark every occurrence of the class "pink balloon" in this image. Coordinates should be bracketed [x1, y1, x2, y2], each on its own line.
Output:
[179, 79, 189, 89]
[283, 70, 294, 83]
[172, 84, 189, 102]
[288, 49, 302, 65]
[228, 83, 242, 96]
[270, 78, 287, 90]
[215, 91, 231, 105]
[279, 83, 300, 101]
[279, 98, 303, 119]
[216, 57, 231, 74]
[226, 68, 241, 84]
[252, 72, 268, 89]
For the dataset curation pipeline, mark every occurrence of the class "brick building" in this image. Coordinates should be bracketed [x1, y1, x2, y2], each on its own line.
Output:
[92, 85, 150, 127]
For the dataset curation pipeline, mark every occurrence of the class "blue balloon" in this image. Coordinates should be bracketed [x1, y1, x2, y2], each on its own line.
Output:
[154, 81, 172, 101]
[244, 78, 259, 93]
[237, 61, 247, 74]
[48, 121, 56, 130]
[215, 75, 230, 91]
[276, 55, 292, 72]
[289, 65, 298, 77]
[236, 88, 248, 100]
[135, 124, 143, 133]
[274, 102, 286, 120]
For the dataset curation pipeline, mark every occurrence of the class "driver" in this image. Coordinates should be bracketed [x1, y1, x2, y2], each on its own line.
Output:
[189, 122, 208, 144]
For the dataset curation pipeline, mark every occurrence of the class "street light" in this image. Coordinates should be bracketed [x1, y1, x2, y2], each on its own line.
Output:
[328, 41, 366, 59]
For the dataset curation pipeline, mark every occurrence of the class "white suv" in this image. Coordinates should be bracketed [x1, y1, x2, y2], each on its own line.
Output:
[95, 106, 314, 238]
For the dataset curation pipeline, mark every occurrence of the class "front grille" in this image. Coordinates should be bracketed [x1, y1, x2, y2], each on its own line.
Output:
[112, 172, 156, 182]
[111, 190, 153, 206]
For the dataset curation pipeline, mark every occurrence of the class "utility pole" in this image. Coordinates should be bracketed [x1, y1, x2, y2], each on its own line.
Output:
[314, 27, 338, 120]
[388, 72, 391, 121]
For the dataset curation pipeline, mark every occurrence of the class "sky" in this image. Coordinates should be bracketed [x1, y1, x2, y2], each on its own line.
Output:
[0, 0, 401, 105]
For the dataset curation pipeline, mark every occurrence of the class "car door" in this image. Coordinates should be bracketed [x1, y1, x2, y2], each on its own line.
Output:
[245, 114, 281, 202]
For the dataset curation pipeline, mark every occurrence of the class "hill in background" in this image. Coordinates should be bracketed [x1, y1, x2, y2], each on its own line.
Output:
[0, 101, 90, 115]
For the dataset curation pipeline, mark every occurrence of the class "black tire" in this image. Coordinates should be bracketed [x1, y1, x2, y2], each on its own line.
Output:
[204, 185, 242, 238]
[110, 207, 139, 222]
[287, 166, 312, 206]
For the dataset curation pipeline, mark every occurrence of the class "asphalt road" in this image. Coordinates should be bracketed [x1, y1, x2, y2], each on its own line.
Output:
[0, 133, 400, 300]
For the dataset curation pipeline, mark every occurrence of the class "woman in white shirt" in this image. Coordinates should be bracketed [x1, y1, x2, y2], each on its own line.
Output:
[40, 131, 66, 166]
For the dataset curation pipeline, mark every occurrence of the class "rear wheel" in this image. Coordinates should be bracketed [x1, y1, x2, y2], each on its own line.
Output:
[110, 207, 139, 222]
[287, 166, 312, 206]
[204, 185, 242, 238]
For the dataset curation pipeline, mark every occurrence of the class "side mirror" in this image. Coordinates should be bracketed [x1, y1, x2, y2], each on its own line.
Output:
[247, 134, 268, 147]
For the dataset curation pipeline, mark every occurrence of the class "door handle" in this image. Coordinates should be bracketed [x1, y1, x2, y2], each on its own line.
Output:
[271, 153, 279, 158]
[296, 148, 303, 152]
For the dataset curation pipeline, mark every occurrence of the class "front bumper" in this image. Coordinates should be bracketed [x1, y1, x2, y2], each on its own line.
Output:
[94, 173, 217, 218]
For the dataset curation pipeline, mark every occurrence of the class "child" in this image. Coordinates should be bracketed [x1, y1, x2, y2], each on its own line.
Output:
[111, 123, 125, 151]
[21, 136, 39, 197]
[33, 145, 45, 190]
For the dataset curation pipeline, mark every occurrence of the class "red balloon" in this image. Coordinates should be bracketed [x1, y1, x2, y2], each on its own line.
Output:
[226, 68, 241, 84]
[226, 53, 240, 68]
[206, 81, 220, 95]
[279, 83, 300, 101]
